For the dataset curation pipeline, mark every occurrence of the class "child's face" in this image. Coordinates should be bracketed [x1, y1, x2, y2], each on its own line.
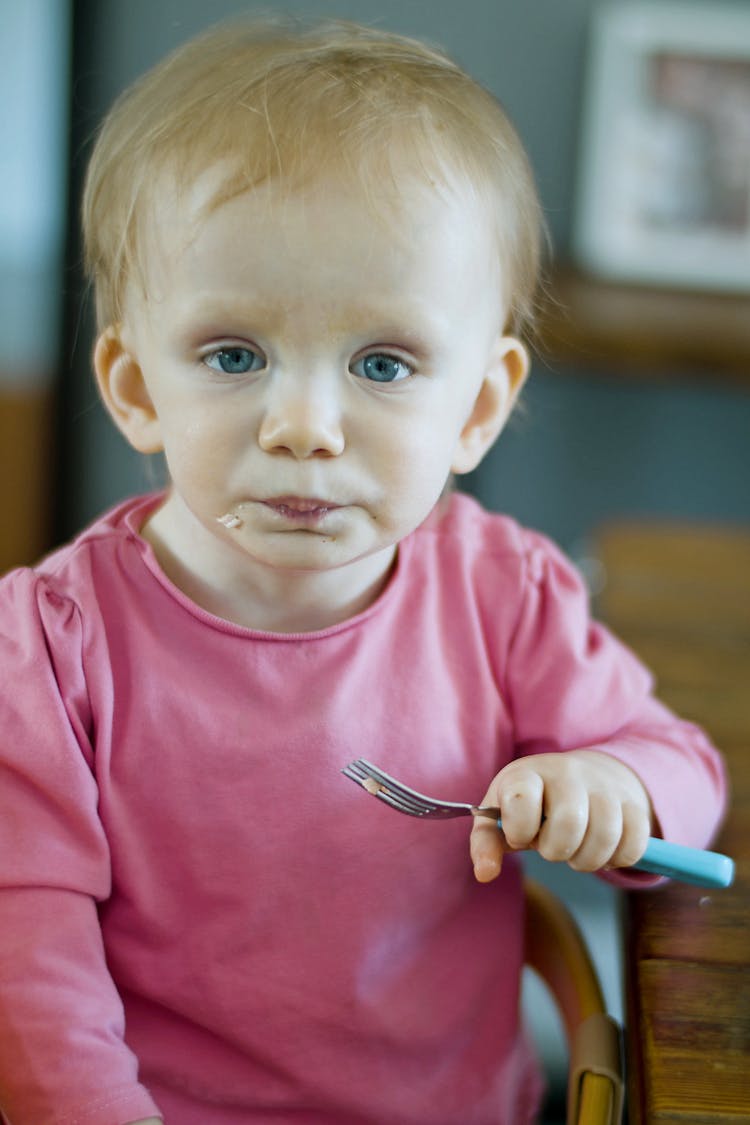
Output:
[101, 168, 527, 618]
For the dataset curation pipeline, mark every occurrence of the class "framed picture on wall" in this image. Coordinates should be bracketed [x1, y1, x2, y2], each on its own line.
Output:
[573, 1, 750, 292]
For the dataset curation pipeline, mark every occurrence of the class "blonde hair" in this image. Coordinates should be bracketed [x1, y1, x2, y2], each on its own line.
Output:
[82, 17, 544, 337]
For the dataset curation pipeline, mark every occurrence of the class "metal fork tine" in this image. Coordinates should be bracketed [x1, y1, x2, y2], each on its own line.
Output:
[341, 760, 431, 814]
[369, 789, 428, 818]
[341, 762, 429, 815]
[346, 779, 435, 818]
[348, 759, 442, 812]
[342, 758, 503, 823]
[344, 759, 468, 815]
[371, 788, 429, 815]
[359, 759, 470, 811]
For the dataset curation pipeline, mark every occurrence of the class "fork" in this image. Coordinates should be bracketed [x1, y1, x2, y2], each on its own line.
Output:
[341, 758, 735, 889]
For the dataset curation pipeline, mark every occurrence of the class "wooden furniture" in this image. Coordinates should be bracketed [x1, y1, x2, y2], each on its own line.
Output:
[525, 879, 624, 1125]
[538, 269, 750, 384]
[595, 523, 750, 1122]
[0, 384, 56, 574]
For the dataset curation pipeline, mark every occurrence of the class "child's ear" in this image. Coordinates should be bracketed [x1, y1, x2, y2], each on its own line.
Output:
[94, 326, 163, 454]
[451, 336, 529, 475]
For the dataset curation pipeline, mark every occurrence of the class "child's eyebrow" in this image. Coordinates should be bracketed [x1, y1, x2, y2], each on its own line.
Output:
[172, 294, 448, 351]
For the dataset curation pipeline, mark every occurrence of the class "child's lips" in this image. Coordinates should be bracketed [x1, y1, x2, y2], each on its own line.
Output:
[261, 496, 341, 520]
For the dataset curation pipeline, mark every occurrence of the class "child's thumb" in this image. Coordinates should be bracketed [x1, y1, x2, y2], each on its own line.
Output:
[470, 817, 505, 882]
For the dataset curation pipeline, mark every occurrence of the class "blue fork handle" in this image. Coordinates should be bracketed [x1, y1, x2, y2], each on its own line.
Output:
[496, 819, 734, 888]
[629, 835, 734, 888]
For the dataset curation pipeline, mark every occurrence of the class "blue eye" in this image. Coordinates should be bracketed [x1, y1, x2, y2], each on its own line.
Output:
[204, 347, 265, 375]
[352, 353, 413, 384]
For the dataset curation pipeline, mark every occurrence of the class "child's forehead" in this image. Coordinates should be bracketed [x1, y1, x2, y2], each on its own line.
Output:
[128, 159, 504, 327]
[144, 154, 493, 266]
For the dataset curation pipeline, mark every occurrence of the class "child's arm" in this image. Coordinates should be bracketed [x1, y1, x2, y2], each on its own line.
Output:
[0, 885, 164, 1124]
[0, 572, 163, 1124]
[472, 526, 728, 884]
[470, 748, 654, 881]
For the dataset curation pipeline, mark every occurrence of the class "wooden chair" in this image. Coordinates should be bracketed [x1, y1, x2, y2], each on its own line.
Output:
[524, 879, 624, 1125]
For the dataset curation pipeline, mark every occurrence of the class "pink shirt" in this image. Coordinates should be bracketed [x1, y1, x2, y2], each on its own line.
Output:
[0, 492, 727, 1124]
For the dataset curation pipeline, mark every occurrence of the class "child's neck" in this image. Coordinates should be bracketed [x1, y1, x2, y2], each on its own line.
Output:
[193, 559, 396, 634]
[141, 507, 397, 634]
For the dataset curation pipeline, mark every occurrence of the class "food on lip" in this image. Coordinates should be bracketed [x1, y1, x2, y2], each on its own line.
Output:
[217, 513, 242, 529]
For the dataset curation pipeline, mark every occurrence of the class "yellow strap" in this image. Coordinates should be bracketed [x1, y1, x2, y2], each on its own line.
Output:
[575, 1072, 616, 1125]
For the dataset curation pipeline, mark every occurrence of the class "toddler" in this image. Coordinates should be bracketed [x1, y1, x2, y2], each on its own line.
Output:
[0, 18, 727, 1125]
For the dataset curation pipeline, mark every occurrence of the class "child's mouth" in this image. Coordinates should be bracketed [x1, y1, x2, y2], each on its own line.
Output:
[262, 497, 339, 522]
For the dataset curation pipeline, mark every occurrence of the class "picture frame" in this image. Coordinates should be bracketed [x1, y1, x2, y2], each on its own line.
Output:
[573, 1, 750, 292]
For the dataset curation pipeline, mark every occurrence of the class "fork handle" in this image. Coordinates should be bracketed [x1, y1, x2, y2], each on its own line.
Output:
[495, 820, 734, 888]
[630, 836, 734, 888]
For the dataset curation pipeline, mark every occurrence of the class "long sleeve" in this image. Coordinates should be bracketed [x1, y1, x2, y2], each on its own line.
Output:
[0, 571, 161, 1124]
[503, 530, 728, 854]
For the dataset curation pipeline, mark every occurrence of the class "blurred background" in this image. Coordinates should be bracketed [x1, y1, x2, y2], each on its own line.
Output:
[2, 0, 749, 1119]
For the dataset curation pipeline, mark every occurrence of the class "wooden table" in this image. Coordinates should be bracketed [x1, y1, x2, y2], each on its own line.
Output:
[596, 523, 750, 1122]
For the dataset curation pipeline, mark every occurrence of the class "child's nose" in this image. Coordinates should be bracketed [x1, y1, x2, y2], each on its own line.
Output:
[257, 377, 345, 459]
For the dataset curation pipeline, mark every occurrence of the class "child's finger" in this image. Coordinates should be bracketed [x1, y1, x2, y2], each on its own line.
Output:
[469, 817, 505, 883]
[535, 772, 588, 862]
[568, 792, 623, 872]
[607, 801, 651, 870]
[470, 764, 543, 882]
[493, 767, 544, 850]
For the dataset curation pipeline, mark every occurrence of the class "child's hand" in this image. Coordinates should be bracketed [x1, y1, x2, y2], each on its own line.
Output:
[470, 750, 655, 882]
